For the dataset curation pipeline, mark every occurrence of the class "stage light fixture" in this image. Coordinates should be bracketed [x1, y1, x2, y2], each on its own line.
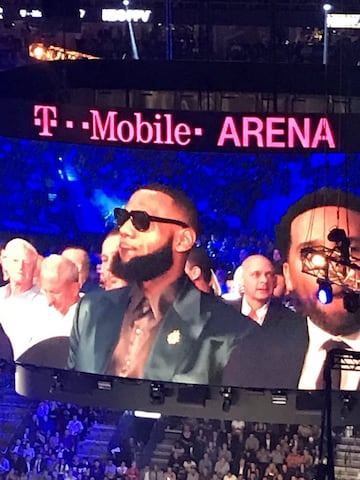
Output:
[220, 387, 233, 412]
[149, 382, 165, 405]
[317, 279, 333, 304]
[97, 380, 112, 391]
[271, 390, 288, 405]
[301, 228, 360, 304]
[340, 393, 356, 419]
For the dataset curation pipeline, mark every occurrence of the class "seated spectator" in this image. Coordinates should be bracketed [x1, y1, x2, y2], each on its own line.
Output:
[244, 463, 259, 480]
[117, 462, 128, 480]
[244, 433, 260, 455]
[263, 463, 279, 479]
[22, 442, 35, 460]
[205, 443, 217, 465]
[302, 447, 313, 471]
[61, 247, 91, 292]
[285, 447, 303, 476]
[172, 442, 185, 460]
[198, 453, 212, 475]
[164, 467, 176, 480]
[99, 229, 127, 291]
[180, 425, 194, 457]
[0, 238, 45, 360]
[270, 444, 285, 469]
[11, 439, 23, 456]
[198, 467, 211, 480]
[90, 460, 104, 480]
[223, 471, 236, 480]
[60, 430, 75, 455]
[0, 454, 10, 477]
[126, 461, 140, 480]
[31, 453, 47, 474]
[149, 465, 163, 480]
[218, 444, 231, 463]
[55, 458, 70, 479]
[5, 468, 18, 480]
[187, 465, 200, 480]
[104, 459, 117, 479]
[49, 431, 61, 451]
[183, 459, 196, 472]
[214, 457, 229, 479]
[256, 446, 271, 477]
[168, 452, 181, 475]
[66, 415, 84, 449]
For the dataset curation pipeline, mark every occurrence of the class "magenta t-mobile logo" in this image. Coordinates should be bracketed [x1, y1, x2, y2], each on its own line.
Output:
[33, 105, 58, 136]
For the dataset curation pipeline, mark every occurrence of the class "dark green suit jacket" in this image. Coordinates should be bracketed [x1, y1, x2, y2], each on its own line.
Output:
[68, 279, 259, 385]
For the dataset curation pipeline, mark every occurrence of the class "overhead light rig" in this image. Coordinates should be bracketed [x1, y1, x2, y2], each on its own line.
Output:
[301, 227, 360, 312]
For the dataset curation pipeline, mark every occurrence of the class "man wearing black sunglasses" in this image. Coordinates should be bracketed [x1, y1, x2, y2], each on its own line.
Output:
[68, 183, 258, 385]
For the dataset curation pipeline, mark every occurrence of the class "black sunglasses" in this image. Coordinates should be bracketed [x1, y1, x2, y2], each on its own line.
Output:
[114, 208, 190, 232]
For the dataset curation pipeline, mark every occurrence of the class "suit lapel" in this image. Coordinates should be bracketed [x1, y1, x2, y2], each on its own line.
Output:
[93, 287, 131, 373]
[144, 283, 210, 381]
[264, 301, 309, 388]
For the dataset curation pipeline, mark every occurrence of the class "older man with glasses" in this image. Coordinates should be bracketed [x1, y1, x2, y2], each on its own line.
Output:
[68, 183, 259, 385]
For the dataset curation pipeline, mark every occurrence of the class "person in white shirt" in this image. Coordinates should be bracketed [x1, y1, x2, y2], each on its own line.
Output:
[225, 189, 360, 390]
[0, 237, 46, 359]
[238, 255, 277, 325]
[16, 254, 81, 369]
[40, 254, 80, 322]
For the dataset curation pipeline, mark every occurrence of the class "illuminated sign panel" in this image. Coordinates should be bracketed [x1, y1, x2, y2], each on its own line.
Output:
[327, 13, 360, 29]
[102, 8, 152, 23]
[0, 101, 360, 393]
[19, 9, 42, 18]
[24, 103, 341, 152]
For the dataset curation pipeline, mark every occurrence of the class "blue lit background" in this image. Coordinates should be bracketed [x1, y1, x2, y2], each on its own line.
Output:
[0, 136, 359, 265]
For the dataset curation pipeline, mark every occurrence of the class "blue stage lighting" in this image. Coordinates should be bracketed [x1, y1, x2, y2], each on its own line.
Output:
[317, 279, 333, 304]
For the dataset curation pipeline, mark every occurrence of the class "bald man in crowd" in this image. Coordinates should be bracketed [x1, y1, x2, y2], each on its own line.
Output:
[17, 255, 81, 369]
[223, 254, 307, 389]
[0, 238, 46, 359]
[100, 229, 127, 291]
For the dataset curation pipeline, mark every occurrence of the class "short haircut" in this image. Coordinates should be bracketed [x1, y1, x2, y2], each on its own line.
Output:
[41, 254, 79, 283]
[3, 238, 38, 258]
[186, 246, 212, 283]
[140, 183, 200, 237]
[276, 187, 360, 259]
[62, 247, 90, 276]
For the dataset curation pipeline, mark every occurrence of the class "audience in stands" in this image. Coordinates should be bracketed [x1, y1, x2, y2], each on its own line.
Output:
[0, 402, 350, 480]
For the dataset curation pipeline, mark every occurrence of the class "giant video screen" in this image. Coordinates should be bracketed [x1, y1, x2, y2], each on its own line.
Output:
[1, 101, 360, 392]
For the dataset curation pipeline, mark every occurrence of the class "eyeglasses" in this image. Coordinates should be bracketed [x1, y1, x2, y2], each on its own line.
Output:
[114, 208, 190, 232]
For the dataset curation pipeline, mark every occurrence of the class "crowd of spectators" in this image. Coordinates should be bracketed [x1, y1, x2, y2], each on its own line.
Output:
[157, 419, 323, 480]
[0, 400, 104, 480]
[1, 19, 360, 70]
[1, 136, 359, 273]
[0, 410, 333, 480]
[0, 399, 328, 480]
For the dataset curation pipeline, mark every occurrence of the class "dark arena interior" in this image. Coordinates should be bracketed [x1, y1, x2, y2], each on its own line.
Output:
[2, 2, 360, 480]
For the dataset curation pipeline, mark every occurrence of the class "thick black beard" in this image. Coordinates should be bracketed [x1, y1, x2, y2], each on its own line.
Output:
[291, 292, 360, 336]
[111, 241, 174, 282]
